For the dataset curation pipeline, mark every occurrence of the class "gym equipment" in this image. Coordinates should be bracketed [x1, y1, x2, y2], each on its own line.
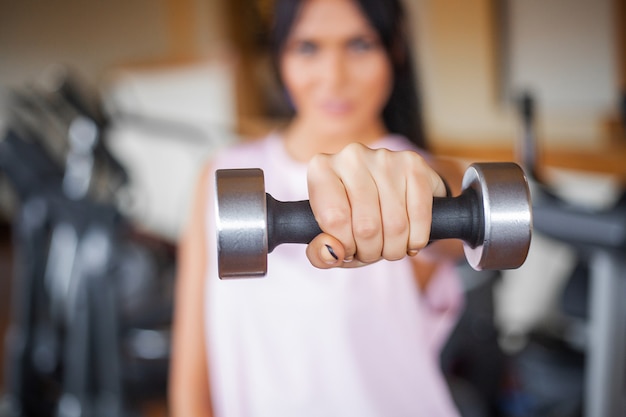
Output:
[517, 92, 626, 417]
[0, 71, 173, 417]
[215, 162, 532, 278]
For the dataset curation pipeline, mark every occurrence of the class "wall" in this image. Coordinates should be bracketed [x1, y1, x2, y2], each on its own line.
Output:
[407, 0, 513, 145]
[1, 0, 617, 147]
[507, 0, 618, 144]
[406, 0, 619, 148]
[0, 0, 169, 87]
[0, 0, 227, 107]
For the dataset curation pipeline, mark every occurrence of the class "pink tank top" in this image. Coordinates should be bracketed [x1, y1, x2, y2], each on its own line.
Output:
[204, 133, 462, 417]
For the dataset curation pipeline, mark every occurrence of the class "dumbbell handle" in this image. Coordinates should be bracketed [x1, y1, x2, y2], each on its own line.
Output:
[266, 190, 483, 253]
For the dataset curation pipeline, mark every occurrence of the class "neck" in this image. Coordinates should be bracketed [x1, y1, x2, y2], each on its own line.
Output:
[282, 117, 388, 162]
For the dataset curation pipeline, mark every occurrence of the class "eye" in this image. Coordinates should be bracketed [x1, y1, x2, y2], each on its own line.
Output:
[347, 37, 377, 53]
[293, 40, 318, 55]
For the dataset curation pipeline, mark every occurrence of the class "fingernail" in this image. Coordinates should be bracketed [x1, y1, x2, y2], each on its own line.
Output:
[323, 244, 339, 264]
[407, 249, 419, 257]
[344, 255, 354, 263]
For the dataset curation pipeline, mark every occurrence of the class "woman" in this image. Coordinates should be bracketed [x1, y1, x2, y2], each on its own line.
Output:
[169, 0, 464, 415]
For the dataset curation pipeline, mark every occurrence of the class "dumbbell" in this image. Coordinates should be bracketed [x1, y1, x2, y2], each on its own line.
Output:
[215, 162, 532, 278]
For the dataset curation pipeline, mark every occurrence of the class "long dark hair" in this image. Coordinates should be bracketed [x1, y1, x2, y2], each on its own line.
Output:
[269, 0, 428, 150]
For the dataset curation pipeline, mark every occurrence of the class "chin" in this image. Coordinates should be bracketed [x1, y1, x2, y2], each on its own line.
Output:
[316, 117, 362, 139]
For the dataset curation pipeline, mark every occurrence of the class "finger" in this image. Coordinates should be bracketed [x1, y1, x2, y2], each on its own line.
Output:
[334, 148, 383, 263]
[370, 150, 410, 261]
[306, 233, 345, 269]
[306, 233, 372, 269]
[406, 160, 435, 254]
[307, 154, 356, 258]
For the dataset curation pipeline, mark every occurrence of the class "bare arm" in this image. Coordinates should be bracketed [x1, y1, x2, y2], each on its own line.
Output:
[169, 164, 214, 417]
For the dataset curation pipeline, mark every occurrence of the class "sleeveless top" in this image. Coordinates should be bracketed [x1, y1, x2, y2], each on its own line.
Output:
[204, 133, 462, 417]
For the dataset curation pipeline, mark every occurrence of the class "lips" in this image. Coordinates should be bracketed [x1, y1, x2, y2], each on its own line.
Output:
[318, 100, 353, 116]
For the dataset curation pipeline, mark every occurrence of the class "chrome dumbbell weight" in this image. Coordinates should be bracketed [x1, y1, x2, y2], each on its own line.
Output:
[215, 163, 532, 278]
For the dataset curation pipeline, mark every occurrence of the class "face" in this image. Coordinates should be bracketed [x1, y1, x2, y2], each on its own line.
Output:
[280, 0, 393, 138]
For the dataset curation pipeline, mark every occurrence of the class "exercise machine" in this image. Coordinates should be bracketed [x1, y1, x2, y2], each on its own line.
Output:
[0, 72, 173, 417]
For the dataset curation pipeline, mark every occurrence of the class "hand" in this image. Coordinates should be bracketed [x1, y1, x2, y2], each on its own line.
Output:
[305, 143, 449, 269]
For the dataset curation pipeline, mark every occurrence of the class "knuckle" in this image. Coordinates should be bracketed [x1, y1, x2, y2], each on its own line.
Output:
[384, 215, 409, 237]
[352, 217, 380, 240]
[343, 141, 368, 154]
[335, 143, 370, 170]
[308, 153, 332, 174]
[373, 148, 395, 172]
[338, 146, 363, 166]
[410, 233, 430, 250]
[374, 147, 392, 162]
[404, 152, 428, 174]
[317, 206, 351, 230]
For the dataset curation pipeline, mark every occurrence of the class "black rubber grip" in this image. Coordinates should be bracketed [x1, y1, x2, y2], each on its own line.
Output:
[266, 188, 484, 252]
[431, 188, 484, 248]
[266, 194, 322, 252]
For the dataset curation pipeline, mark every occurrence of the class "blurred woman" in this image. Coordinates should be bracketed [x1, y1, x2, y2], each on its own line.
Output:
[170, 0, 464, 415]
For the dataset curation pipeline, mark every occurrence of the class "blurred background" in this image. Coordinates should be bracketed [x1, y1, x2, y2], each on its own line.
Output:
[0, 0, 624, 416]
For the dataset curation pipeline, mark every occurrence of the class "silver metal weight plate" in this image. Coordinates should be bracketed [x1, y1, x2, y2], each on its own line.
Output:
[462, 163, 532, 270]
[215, 169, 268, 278]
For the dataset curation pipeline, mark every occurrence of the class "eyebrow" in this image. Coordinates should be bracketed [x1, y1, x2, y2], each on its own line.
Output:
[287, 28, 379, 44]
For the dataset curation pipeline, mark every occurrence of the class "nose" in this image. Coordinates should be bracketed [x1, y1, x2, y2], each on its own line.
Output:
[318, 49, 347, 90]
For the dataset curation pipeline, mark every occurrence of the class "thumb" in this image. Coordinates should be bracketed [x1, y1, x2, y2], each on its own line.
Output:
[306, 233, 346, 269]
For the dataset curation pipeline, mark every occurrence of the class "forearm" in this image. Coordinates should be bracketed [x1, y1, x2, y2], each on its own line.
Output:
[169, 163, 215, 417]
[169, 270, 214, 417]
[169, 379, 213, 417]
[169, 286, 213, 417]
